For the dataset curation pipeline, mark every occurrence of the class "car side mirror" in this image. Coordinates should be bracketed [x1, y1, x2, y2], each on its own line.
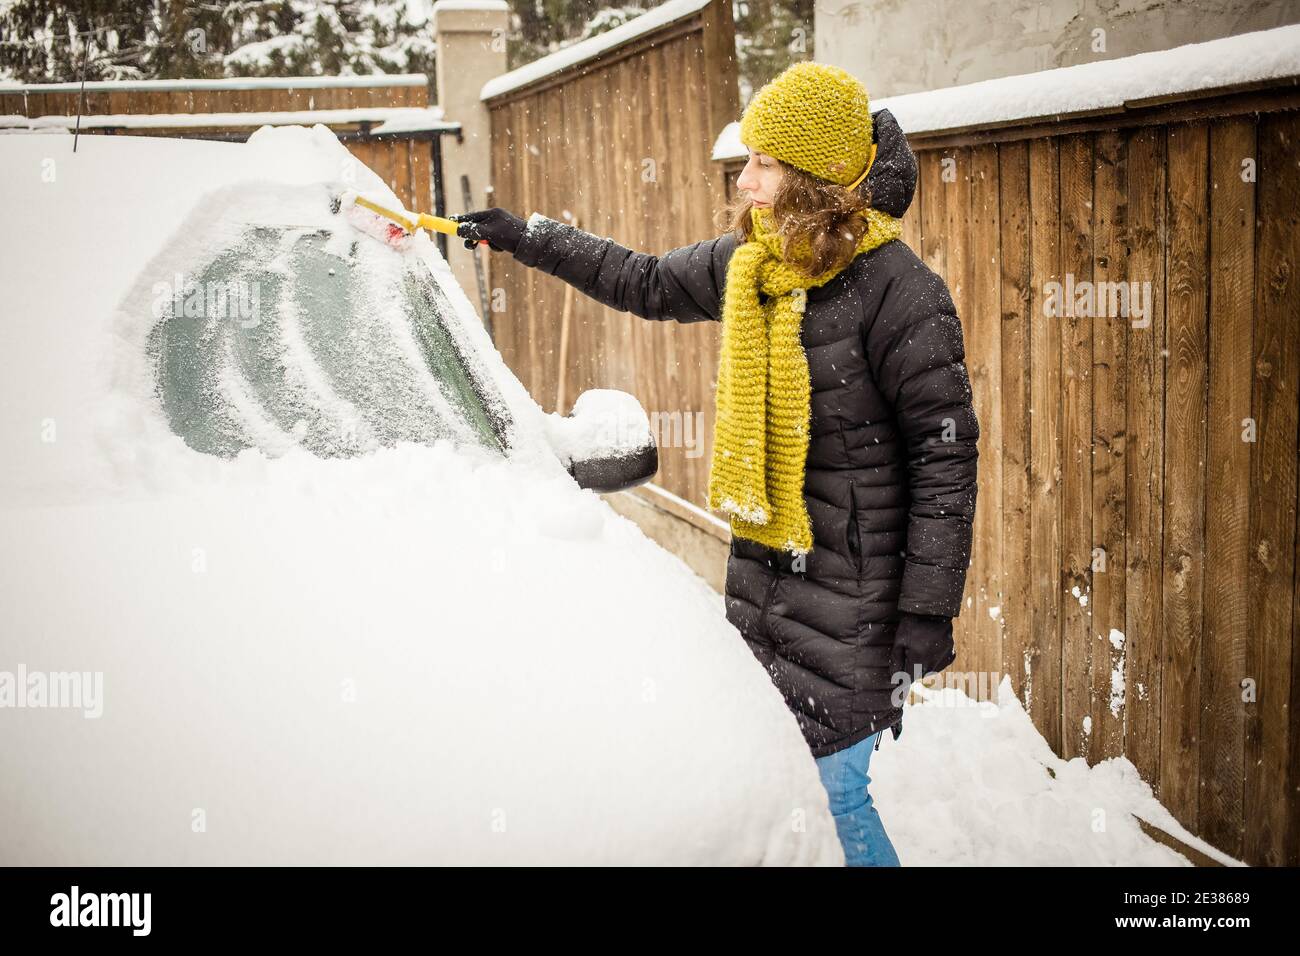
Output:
[545, 389, 658, 493]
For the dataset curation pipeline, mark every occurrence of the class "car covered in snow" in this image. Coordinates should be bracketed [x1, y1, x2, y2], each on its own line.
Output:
[0, 126, 842, 864]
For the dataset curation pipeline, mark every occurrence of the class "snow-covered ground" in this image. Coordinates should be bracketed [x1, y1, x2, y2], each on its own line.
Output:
[880, 680, 1243, 866]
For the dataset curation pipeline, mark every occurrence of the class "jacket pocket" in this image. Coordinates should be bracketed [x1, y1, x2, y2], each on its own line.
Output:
[845, 477, 862, 574]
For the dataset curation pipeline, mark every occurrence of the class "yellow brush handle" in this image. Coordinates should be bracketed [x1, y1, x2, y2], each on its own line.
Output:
[351, 195, 486, 244]
[415, 213, 463, 237]
[352, 195, 416, 231]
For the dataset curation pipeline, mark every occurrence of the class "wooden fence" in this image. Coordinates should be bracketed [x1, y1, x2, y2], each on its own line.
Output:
[489, 13, 1300, 864]
[0, 76, 442, 220]
[483, 0, 738, 515]
[0, 74, 428, 115]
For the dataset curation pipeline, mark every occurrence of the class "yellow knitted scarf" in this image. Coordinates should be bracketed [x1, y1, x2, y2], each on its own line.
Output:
[707, 204, 903, 555]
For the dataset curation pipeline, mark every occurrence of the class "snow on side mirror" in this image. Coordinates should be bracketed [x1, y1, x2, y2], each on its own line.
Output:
[544, 389, 658, 493]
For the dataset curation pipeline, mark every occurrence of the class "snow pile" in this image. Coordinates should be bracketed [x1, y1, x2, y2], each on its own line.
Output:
[1, 440, 844, 864]
[0, 128, 842, 864]
[713, 23, 1300, 156]
[876, 678, 1244, 866]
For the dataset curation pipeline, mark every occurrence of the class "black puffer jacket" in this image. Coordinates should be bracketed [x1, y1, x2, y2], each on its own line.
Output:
[512, 109, 979, 757]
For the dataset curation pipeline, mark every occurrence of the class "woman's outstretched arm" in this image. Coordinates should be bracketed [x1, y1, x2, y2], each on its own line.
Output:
[510, 212, 738, 324]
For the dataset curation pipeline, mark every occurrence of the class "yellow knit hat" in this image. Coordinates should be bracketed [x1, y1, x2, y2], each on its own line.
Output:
[739, 61, 875, 189]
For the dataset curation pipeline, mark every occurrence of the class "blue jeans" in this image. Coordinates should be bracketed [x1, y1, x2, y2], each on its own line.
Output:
[815, 730, 901, 866]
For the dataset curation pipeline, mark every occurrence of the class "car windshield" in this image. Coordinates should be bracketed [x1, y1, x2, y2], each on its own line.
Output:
[149, 224, 508, 458]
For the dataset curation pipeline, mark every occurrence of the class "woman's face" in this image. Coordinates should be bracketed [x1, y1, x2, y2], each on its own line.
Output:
[737, 146, 783, 207]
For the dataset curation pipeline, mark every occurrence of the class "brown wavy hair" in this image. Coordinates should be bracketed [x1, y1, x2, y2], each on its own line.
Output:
[717, 157, 874, 278]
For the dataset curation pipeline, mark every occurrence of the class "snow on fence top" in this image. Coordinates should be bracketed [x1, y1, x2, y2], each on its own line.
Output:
[0, 106, 454, 135]
[712, 23, 1300, 159]
[0, 74, 429, 94]
[480, 0, 712, 101]
[431, 0, 509, 11]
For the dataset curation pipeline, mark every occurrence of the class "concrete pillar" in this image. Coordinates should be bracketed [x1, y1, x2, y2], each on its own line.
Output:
[430, 0, 510, 316]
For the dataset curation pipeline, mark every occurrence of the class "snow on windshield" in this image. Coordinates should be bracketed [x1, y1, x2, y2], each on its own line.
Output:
[0, 126, 559, 501]
[147, 195, 509, 459]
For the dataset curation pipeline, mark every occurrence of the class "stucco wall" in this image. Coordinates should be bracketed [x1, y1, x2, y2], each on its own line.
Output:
[815, 0, 1300, 97]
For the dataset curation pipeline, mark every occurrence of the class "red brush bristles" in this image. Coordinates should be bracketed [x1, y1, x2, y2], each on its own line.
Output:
[334, 189, 414, 250]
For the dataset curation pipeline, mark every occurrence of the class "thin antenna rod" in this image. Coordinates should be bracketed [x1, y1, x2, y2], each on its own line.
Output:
[73, 36, 88, 153]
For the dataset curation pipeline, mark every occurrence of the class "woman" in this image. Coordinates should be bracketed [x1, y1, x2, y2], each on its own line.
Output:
[452, 62, 979, 866]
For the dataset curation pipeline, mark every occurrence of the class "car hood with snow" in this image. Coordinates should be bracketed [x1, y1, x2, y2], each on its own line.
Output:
[0, 127, 841, 864]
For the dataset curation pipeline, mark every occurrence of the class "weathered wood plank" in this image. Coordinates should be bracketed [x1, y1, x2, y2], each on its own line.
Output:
[1245, 109, 1300, 867]
[1090, 129, 1129, 761]
[968, 142, 1003, 695]
[1201, 115, 1255, 859]
[1028, 136, 1063, 753]
[1058, 132, 1095, 760]
[998, 140, 1033, 712]
[1160, 118, 1210, 835]
[1123, 124, 1167, 790]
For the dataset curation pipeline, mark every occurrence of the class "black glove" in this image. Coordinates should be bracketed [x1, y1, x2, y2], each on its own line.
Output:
[890, 612, 956, 689]
[449, 208, 526, 253]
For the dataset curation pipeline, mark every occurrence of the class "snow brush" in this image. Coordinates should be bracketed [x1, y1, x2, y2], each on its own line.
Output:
[333, 190, 486, 250]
